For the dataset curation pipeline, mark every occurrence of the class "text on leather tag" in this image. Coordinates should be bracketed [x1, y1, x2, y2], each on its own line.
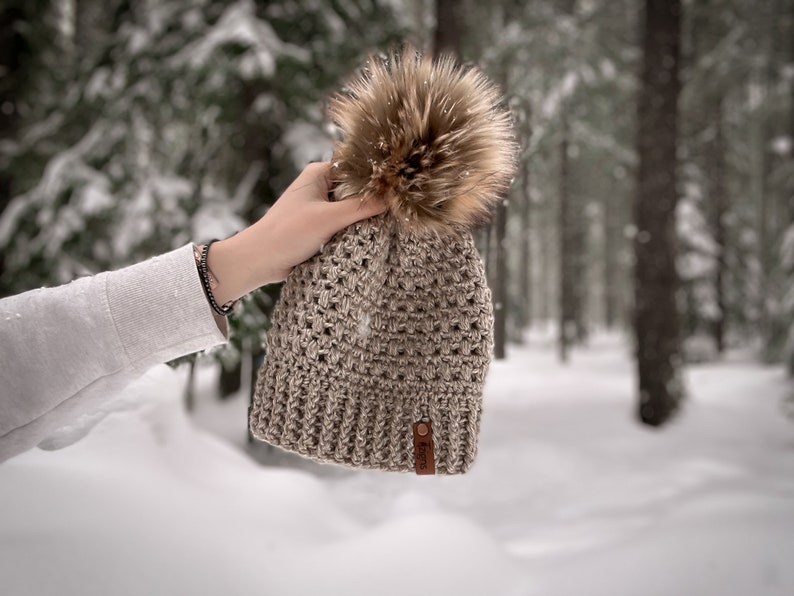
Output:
[413, 420, 435, 475]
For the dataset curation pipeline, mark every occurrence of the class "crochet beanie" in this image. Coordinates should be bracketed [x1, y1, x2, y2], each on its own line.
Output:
[249, 47, 517, 474]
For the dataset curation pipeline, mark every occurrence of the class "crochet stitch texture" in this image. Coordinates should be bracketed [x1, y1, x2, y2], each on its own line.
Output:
[250, 215, 493, 473]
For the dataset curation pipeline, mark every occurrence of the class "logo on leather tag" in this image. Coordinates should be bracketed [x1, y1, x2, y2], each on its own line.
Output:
[413, 420, 435, 475]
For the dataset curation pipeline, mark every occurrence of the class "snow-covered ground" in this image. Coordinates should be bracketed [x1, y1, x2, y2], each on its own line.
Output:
[1, 333, 793, 596]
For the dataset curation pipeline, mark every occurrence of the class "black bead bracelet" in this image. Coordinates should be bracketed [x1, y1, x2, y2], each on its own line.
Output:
[196, 239, 237, 317]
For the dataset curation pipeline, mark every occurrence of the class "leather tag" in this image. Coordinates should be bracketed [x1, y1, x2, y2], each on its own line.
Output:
[413, 421, 435, 475]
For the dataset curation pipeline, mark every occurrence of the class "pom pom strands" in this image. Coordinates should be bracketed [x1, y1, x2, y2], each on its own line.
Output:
[328, 46, 518, 235]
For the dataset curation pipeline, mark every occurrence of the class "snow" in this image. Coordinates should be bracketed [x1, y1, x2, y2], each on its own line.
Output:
[282, 121, 334, 169]
[192, 202, 247, 242]
[171, 0, 309, 77]
[113, 175, 194, 258]
[677, 198, 718, 283]
[85, 67, 115, 100]
[781, 225, 794, 270]
[112, 183, 156, 257]
[75, 176, 114, 215]
[770, 135, 792, 156]
[2, 334, 793, 596]
[541, 71, 579, 119]
[0, 125, 106, 249]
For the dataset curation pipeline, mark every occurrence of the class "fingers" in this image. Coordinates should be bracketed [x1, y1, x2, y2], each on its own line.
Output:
[302, 161, 332, 195]
[301, 161, 388, 235]
[304, 161, 331, 175]
[328, 194, 389, 230]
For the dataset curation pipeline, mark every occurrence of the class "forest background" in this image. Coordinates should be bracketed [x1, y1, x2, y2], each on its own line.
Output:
[1, 0, 793, 426]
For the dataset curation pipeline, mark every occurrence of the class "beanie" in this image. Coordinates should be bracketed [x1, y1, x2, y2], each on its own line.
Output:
[249, 46, 517, 474]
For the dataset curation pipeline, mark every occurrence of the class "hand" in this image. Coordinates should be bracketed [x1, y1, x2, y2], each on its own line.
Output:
[206, 162, 387, 304]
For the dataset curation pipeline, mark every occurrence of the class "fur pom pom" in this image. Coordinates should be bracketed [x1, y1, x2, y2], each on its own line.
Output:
[329, 46, 518, 234]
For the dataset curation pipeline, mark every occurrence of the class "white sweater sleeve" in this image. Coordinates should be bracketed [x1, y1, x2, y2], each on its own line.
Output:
[0, 244, 228, 463]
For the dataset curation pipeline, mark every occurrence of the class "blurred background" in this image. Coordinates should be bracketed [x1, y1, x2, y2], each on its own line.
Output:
[1, 1, 794, 595]
[2, 0, 794, 410]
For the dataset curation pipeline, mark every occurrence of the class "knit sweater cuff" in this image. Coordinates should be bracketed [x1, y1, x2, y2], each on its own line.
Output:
[105, 244, 228, 372]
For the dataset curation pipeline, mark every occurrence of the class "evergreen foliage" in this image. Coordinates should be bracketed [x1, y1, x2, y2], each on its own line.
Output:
[0, 0, 405, 362]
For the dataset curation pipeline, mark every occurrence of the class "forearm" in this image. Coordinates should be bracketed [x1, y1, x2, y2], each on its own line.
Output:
[0, 244, 226, 462]
[0, 162, 385, 463]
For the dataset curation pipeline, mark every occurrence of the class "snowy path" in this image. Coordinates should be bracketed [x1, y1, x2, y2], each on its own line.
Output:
[1, 334, 793, 595]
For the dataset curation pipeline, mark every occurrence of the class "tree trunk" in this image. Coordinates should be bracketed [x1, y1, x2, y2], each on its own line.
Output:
[434, 0, 462, 58]
[604, 183, 620, 329]
[753, 69, 772, 359]
[787, 0, 794, 225]
[572, 185, 587, 343]
[219, 359, 242, 398]
[558, 0, 579, 359]
[517, 154, 532, 336]
[787, 0, 794, 224]
[751, 4, 784, 362]
[493, 194, 509, 359]
[633, 0, 684, 426]
[184, 357, 196, 412]
[786, 0, 794, 376]
[540, 192, 552, 324]
[559, 112, 574, 362]
[710, 100, 728, 354]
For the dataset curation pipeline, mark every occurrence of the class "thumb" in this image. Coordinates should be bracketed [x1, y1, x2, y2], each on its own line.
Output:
[324, 194, 389, 231]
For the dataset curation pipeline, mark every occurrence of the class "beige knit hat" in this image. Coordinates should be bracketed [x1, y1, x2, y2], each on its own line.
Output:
[250, 47, 517, 474]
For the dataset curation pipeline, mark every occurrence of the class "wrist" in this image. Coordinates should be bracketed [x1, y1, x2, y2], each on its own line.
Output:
[194, 242, 239, 316]
[205, 226, 279, 303]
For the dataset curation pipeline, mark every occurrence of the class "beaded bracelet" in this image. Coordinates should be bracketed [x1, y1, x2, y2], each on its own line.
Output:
[194, 240, 238, 317]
